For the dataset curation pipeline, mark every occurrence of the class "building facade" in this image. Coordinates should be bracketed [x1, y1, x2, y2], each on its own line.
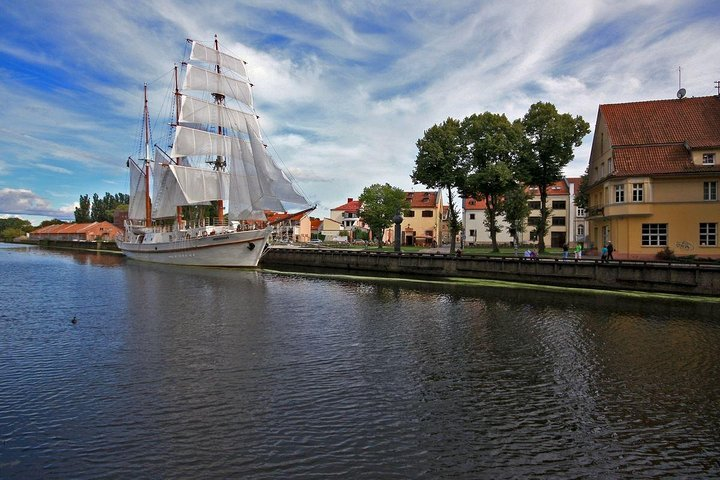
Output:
[30, 222, 123, 242]
[585, 95, 720, 259]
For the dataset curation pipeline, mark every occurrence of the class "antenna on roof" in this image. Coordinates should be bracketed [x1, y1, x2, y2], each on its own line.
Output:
[676, 66, 686, 99]
[715, 80, 720, 96]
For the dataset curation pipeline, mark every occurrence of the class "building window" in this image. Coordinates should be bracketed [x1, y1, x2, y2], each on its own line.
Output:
[469, 200, 476, 206]
[704, 181, 717, 201]
[469, 213, 476, 220]
[404, 210, 415, 217]
[642, 223, 667, 246]
[422, 210, 433, 217]
[700, 223, 717, 246]
[577, 224, 585, 237]
[703, 153, 716, 165]
[469, 229, 476, 237]
[425, 230, 433, 237]
[632, 183, 644, 202]
[552, 200, 566, 209]
[576, 207, 586, 217]
[615, 184, 625, 203]
[528, 201, 541, 210]
[552, 216, 566, 226]
[528, 216, 541, 226]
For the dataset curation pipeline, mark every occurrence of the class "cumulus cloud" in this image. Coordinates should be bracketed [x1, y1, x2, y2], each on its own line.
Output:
[0, 188, 74, 219]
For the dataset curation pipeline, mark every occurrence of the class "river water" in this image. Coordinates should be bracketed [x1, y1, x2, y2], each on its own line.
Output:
[1, 244, 719, 479]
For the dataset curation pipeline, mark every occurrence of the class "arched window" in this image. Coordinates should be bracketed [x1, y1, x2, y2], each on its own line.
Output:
[577, 224, 585, 237]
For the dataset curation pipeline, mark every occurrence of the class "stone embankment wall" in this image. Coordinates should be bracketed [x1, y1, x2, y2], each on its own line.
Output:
[262, 248, 720, 297]
[33, 240, 121, 252]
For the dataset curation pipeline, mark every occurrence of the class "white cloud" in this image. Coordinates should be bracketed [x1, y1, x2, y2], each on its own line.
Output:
[0, 188, 74, 219]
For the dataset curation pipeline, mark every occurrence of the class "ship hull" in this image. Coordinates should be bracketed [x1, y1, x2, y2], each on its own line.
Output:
[116, 228, 270, 267]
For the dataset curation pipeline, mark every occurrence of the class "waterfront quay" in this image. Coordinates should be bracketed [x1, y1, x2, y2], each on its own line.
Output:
[263, 247, 720, 297]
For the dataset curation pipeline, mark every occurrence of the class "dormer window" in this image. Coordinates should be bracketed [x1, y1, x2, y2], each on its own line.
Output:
[703, 153, 716, 165]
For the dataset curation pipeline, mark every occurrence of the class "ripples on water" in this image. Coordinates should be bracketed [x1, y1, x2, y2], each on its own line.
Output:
[1, 245, 720, 478]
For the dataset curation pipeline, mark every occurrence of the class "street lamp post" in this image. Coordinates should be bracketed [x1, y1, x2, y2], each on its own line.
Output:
[393, 210, 403, 253]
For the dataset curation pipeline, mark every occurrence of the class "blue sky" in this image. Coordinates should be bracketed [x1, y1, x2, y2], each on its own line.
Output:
[1, 0, 719, 223]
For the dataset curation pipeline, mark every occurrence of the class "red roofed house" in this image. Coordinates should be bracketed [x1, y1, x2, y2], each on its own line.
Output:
[329, 197, 368, 241]
[585, 95, 720, 259]
[383, 191, 443, 247]
[30, 222, 123, 242]
[463, 180, 576, 248]
[266, 211, 312, 243]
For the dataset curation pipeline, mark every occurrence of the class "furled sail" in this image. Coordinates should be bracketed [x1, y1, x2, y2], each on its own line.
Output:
[128, 159, 147, 220]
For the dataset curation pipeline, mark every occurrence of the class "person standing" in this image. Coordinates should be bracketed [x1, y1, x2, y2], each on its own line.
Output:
[607, 241, 614, 261]
[601, 244, 609, 263]
[562, 243, 569, 260]
[574, 243, 583, 259]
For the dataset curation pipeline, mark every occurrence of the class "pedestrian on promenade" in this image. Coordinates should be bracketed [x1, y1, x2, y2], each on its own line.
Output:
[607, 241, 614, 261]
[601, 244, 609, 262]
[562, 243, 569, 261]
[574, 243, 583, 259]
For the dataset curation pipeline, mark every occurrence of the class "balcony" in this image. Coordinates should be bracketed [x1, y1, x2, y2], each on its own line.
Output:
[589, 203, 653, 218]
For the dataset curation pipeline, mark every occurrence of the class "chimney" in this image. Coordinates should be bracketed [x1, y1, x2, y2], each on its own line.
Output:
[347, 198, 353, 203]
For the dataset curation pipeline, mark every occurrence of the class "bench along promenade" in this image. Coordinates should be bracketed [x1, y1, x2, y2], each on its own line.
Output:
[262, 247, 720, 297]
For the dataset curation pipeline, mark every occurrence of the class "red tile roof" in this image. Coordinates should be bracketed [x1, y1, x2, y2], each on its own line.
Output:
[332, 198, 362, 213]
[405, 191, 438, 208]
[601, 96, 720, 148]
[598, 96, 720, 177]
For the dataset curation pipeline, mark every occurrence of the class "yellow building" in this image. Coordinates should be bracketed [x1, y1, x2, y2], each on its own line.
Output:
[585, 95, 720, 260]
[384, 190, 444, 246]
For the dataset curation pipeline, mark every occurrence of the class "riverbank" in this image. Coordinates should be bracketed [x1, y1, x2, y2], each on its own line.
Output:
[8, 240, 719, 296]
[262, 247, 720, 297]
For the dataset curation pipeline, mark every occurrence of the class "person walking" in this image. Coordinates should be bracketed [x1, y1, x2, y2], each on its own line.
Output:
[601, 244, 609, 263]
[574, 243, 583, 259]
[562, 243, 569, 261]
[607, 241, 614, 261]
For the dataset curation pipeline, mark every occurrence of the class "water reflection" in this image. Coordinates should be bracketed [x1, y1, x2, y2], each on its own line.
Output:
[1, 247, 720, 478]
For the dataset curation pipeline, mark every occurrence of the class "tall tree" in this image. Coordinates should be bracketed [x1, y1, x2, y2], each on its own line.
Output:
[358, 183, 409, 248]
[518, 102, 589, 252]
[503, 182, 531, 247]
[74, 194, 91, 223]
[413, 118, 464, 252]
[460, 112, 522, 252]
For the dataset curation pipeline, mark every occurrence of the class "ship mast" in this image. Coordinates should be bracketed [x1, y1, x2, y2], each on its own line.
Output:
[173, 64, 183, 227]
[143, 83, 152, 227]
[212, 34, 225, 226]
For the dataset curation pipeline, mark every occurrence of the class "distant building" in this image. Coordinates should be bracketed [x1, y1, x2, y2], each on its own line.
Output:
[30, 222, 123, 242]
[585, 95, 720, 259]
[384, 190, 444, 246]
[266, 211, 312, 243]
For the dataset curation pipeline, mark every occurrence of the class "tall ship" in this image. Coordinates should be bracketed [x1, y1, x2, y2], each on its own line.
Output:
[117, 36, 311, 267]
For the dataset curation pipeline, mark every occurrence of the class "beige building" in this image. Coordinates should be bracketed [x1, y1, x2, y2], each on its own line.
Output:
[384, 190, 443, 246]
[585, 95, 720, 259]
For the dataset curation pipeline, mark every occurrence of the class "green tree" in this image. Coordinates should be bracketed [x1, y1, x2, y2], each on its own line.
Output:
[503, 182, 531, 247]
[518, 102, 590, 252]
[460, 112, 523, 252]
[1, 227, 25, 242]
[575, 166, 590, 211]
[413, 118, 465, 252]
[75, 194, 91, 223]
[0, 217, 33, 233]
[38, 219, 66, 228]
[358, 183, 409, 248]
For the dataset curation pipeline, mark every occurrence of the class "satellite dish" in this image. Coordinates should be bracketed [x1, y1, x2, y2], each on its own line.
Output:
[677, 88, 686, 99]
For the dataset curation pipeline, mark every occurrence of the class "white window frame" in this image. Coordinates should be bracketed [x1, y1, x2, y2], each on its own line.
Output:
[703, 153, 716, 165]
[704, 181, 717, 201]
[700, 223, 717, 246]
[642, 223, 667, 246]
[615, 184, 625, 203]
[632, 183, 644, 202]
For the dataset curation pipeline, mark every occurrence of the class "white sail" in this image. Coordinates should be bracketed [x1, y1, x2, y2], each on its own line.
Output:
[247, 119, 310, 209]
[227, 137, 267, 219]
[184, 65, 253, 108]
[171, 125, 234, 158]
[190, 40, 248, 79]
[178, 95, 255, 134]
[152, 148, 186, 218]
[128, 159, 147, 220]
[169, 164, 229, 205]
